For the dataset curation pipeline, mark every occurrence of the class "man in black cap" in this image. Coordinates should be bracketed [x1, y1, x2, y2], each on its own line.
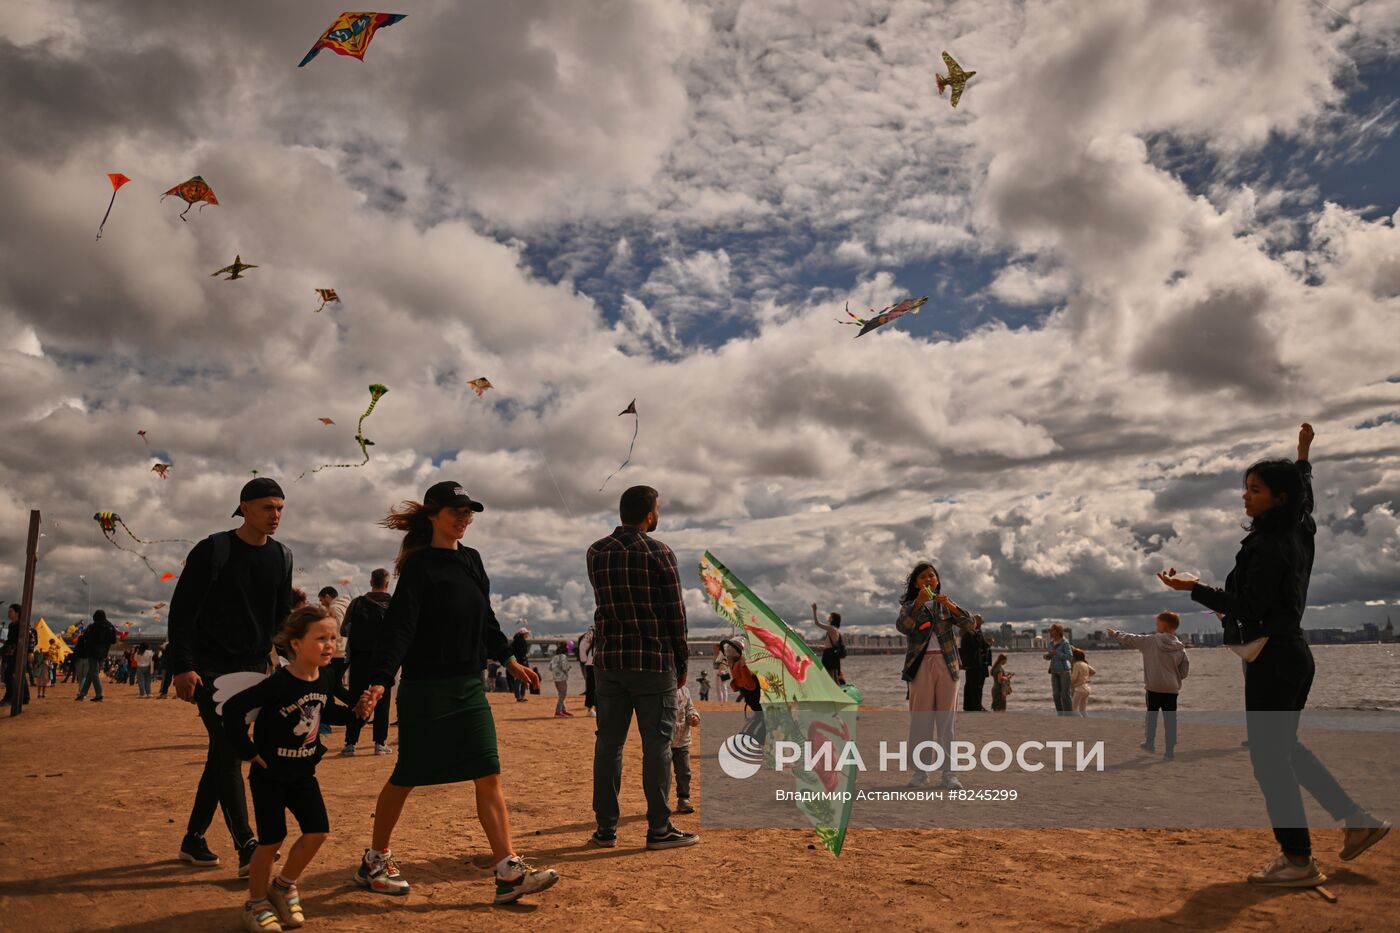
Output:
[168, 477, 294, 876]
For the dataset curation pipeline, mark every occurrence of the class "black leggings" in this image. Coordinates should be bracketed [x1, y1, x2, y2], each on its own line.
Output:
[1245, 637, 1357, 857]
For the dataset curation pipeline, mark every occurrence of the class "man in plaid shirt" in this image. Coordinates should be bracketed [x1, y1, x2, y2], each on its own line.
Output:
[586, 485, 699, 852]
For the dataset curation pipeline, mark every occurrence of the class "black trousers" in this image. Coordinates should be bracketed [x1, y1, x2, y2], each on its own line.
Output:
[189, 675, 257, 848]
[962, 671, 985, 711]
[1245, 637, 1356, 857]
[1145, 690, 1178, 750]
[343, 662, 391, 747]
[584, 665, 596, 709]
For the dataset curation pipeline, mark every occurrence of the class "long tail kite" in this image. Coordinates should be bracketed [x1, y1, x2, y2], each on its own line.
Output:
[298, 383, 389, 480]
[314, 289, 340, 312]
[839, 295, 928, 337]
[599, 399, 639, 492]
[93, 511, 192, 579]
[700, 552, 862, 856]
[96, 173, 131, 240]
[161, 175, 218, 220]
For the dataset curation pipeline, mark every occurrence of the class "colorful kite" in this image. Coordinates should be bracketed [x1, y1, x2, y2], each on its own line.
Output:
[298, 383, 389, 479]
[298, 12, 407, 67]
[93, 512, 192, 579]
[137, 430, 148, 443]
[160, 572, 177, 582]
[161, 176, 218, 220]
[599, 400, 639, 492]
[468, 377, 493, 397]
[314, 289, 340, 312]
[935, 51, 976, 108]
[839, 295, 928, 337]
[700, 552, 862, 856]
[151, 463, 171, 480]
[318, 417, 335, 425]
[211, 255, 257, 280]
[96, 173, 131, 240]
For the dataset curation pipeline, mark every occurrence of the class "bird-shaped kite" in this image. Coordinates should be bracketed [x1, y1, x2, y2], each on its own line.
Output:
[318, 417, 335, 425]
[151, 464, 171, 480]
[96, 173, 131, 240]
[137, 430, 148, 444]
[299, 12, 407, 67]
[298, 383, 389, 479]
[93, 512, 192, 579]
[839, 296, 928, 337]
[212, 256, 257, 280]
[468, 378, 494, 397]
[599, 400, 640, 492]
[314, 289, 340, 312]
[935, 52, 976, 108]
[161, 176, 218, 220]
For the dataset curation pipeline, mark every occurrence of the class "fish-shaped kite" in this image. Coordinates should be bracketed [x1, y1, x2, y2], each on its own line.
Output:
[839, 295, 928, 337]
[468, 377, 493, 397]
[298, 383, 389, 479]
[151, 464, 171, 480]
[161, 175, 218, 220]
[299, 12, 407, 67]
[212, 255, 258, 280]
[935, 51, 976, 108]
[314, 289, 340, 312]
[96, 173, 131, 240]
[599, 400, 640, 492]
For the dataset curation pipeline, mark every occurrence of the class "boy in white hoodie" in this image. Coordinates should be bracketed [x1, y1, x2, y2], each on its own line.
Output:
[1108, 611, 1189, 760]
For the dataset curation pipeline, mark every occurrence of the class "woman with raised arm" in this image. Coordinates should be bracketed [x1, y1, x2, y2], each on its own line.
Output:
[352, 481, 559, 905]
[810, 603, 846, 684]
[1159, 424, 1389, 887]
[896, 562, 976, 789]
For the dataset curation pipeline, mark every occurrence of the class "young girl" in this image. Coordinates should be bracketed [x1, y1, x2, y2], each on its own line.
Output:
[990, 654, 1011, 712]
[549, 642, 572, 717]
[1070, 647, 1096, 716]
[672, 684, 700, 814]
[222, 605, 357, 932]
[32, 642, 51, 699]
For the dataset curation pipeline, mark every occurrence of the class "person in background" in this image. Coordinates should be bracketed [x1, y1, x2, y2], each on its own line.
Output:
[341, 568, 395, 757]
[3, 604, 32, 706]
[510, 628, 531, 702]
[712, 644, 730, 703]
[960, 614, 990, 712]
[159, 640, 176, 698]
[990, 654, 1011, 711]
[136, 644, 155, 698]
[1070, 646, 1096, 717]
[578, 625, 597, 718]
[1044, 624, 1073, 715]
[550, 642, 572, 718]
[32, 639, 52, 699]
[811, 604, 846, 685]
[1109, 611, 1188, 757]
[695, 669, 710, 701]
[672, 683, 700, 815]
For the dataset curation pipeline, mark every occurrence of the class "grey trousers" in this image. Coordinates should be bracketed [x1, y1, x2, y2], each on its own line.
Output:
[593, 668, 677, 834]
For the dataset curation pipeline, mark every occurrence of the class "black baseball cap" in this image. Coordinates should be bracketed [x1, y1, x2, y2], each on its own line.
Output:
[424, 481, 484, 512]
[233, 477, 286, 517]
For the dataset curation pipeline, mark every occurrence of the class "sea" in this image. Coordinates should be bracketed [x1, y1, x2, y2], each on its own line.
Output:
[528, 643, 1400, 712]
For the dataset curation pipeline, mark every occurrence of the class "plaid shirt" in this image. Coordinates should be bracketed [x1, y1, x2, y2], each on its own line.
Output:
[587, 526, 688, 677]
[896, 596, 974, 683]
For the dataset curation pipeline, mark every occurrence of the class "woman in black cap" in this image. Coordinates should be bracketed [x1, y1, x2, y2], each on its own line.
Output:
[352, 482, 559, 905]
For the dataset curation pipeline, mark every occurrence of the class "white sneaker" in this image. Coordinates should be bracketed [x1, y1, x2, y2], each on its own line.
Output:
[588, 709, 597, 718]
[1247, 853, 1325, 887]
[940, 774, 963, 790]
[493, 856, 559, 904]
[374, 743, 393, 756]
[339, 744, 356, 757]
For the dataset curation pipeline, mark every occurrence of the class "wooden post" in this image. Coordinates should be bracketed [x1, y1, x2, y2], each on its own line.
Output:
[10, 510, 40, 717]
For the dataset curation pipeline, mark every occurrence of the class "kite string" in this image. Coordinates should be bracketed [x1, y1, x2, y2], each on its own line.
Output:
[523, 417, 576, 520]
[598, 414, 640, 493]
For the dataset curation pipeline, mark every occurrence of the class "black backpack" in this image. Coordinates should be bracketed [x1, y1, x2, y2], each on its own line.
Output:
[206, 531, 292, 586]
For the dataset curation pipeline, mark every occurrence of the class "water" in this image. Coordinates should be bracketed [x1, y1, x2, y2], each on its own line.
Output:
[521, 644, 1400, 711]
[826, 643, 1400, 711]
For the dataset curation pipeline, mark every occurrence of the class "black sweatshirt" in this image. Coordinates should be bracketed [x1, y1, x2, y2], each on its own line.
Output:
[168, 532, 294, 676]
[1192, 460, 1316, 643]
[345, 591, 392, 664]
[221, 667, 355, 780]
[368, 545, 513, 687]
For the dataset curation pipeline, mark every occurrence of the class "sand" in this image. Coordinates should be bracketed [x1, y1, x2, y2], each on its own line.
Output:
[1, 678, 1396, 932]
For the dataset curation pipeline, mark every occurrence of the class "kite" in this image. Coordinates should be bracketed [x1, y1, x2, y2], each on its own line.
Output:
[93, 512, 192, 579]
[96, 173, 131, 240]
[700, 552, 862, 856]
[468, 377, 493, 397]
[137, 430, 148, 443]
[160, 572, 177, 582]
[153, 602, 166, 610]
[161, 176, 218, 220]
[298, 383, 388, 479]
[212, 255, 257, 280]
[839, 295, 928, 337]
[598, 400, 639, 492]
[935, 51, 976, 108]
[318, 417, 335, 425]
[314, 289, 340, 312]
[298, 12, 407, 67]
[151, 463, 171, 480]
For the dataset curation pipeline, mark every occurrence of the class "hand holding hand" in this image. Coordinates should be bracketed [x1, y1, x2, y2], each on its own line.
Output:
[355, 684, 384, 719]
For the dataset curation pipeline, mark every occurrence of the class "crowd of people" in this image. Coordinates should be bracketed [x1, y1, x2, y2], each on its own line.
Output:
[3, 423, 1391, 923]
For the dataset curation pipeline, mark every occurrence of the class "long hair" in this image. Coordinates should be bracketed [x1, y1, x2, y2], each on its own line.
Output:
[1244, 458, 1305, 533]
[382, 499, 441, 576]
[901, 561, 939, 604]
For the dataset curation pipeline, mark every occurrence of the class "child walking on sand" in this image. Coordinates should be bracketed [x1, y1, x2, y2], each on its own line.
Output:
[672, 683, 700, 814]
[1109, 611, 1189, 760]
[1071, 647, 1096, 716]
[221, 605, 360, 932]
[550, 642, 572, 718]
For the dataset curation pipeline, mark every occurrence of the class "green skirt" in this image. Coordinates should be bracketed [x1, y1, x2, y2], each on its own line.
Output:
[389, 674, 500, 787]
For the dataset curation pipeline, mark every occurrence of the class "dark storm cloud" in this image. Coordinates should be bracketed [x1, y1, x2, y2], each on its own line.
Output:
[1132, 287, 1293, 395]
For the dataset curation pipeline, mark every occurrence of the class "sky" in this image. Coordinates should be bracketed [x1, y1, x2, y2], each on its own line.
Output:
[2, 0, 1399, 642]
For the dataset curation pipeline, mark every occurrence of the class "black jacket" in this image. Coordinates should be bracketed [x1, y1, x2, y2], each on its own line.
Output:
[368, 545, 513, 686]
[1192, 460, 1315, 643]
[82, 620, 118, 660]
[345, 591, 392, 663]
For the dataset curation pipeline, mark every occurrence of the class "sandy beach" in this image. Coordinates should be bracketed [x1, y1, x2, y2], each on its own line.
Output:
[1, 680, 1396, 933]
